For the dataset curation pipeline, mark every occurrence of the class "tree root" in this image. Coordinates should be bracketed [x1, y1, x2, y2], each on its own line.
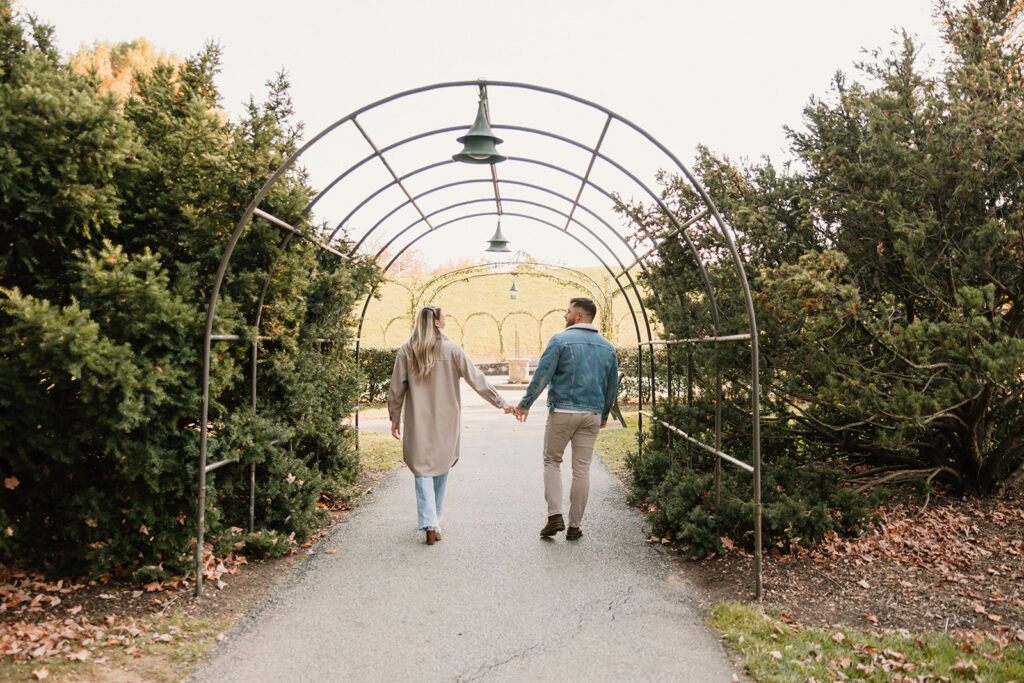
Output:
[850, 466, 962, 516]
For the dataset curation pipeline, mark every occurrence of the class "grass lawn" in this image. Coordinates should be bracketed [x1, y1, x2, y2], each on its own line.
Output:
[712, 601, 1024, 682]
[362, 272, 650, 359]
[357, 429, 404, 476]
[0, 607, 233, 683]
[356, 404, 390, 421]
[596, 407, 642, 474]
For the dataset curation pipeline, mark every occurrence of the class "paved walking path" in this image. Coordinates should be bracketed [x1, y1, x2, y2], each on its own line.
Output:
[190, 384, 739, 682]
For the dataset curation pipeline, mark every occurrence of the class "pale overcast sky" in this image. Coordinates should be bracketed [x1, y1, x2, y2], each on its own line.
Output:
[19, 1, 943, 268]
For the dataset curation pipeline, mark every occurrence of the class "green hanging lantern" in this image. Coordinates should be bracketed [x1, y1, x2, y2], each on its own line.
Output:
[453, 99, 506, 164]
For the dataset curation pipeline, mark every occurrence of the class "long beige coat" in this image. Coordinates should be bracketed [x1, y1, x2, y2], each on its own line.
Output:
[387, 334, 509, 477]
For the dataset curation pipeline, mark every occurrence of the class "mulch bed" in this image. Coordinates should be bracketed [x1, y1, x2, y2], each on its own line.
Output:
[676, 489, 1024, 637]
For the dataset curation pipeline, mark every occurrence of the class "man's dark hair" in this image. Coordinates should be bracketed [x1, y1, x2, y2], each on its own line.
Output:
[570, 297, 597, 321]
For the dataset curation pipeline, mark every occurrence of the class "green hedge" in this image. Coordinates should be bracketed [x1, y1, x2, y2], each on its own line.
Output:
[360, 347, 398, 403]
[0, 10, 380, 579]
[616, 346, 669, 403]
[626, 399, 879, 558]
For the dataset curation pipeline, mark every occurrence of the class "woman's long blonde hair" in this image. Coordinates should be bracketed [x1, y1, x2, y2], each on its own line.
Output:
[408, 305, 442, 380]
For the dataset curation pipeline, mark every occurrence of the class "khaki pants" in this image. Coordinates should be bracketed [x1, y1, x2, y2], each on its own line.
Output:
[542, 411, 601, 527]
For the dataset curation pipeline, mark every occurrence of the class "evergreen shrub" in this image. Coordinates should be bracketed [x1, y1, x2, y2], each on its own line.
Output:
[0, 5, 381, 578]
[359, 347, 398, 403]
[627, 402, 879, 558]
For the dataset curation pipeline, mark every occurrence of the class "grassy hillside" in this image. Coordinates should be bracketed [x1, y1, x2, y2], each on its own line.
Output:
[358, 266, 655, 360]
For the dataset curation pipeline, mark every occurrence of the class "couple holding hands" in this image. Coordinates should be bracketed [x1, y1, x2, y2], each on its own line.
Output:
[388, 298, 619, 545]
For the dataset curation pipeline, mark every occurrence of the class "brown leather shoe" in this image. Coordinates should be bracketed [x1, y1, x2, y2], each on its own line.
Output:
[434, 530, 442, 542]
[425, 529, 437, 545]
[566, 526, 583, 540]
[539, 514, 565, 538]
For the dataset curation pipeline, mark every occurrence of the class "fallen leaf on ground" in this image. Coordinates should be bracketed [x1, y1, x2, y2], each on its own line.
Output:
[951, 658, 978, 674]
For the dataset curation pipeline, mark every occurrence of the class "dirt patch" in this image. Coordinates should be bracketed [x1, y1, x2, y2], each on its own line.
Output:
[671, 489, 1024, 635]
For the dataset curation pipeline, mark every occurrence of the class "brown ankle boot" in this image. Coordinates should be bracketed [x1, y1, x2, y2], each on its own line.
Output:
[425, 529, 437, 545]
[539, 514, 565, 537]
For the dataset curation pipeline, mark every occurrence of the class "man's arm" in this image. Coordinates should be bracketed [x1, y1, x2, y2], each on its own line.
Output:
[517, 336, 560, 411]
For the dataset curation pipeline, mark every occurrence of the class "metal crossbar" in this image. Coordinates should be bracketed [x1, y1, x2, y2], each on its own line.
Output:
[639, 410, 754, 473]
[203, 439, 286, 474]
[614, 208, 711, 278]
[211, 335, 359, 343]
[351, 117, 436, 231]
[564, 114, 612, 231]
[640, 334, 751, 346]
[253, 209, 344, 257]
[204, 458, 235, 474]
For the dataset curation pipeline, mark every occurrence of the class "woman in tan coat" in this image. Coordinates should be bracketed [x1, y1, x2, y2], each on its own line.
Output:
[388, 305, 512, 544]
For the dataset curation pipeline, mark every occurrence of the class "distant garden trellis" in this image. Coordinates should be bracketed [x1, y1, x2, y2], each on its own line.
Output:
[362, 260, 642, 354]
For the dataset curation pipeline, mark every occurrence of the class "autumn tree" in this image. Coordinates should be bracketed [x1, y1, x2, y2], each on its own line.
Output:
[69, 38, 181, 99]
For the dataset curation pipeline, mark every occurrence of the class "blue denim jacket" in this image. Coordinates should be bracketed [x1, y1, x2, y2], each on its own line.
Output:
[518, 323, 619, 420]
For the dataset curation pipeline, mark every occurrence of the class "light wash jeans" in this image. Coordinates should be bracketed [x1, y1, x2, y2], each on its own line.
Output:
[415, 472, 448, 531]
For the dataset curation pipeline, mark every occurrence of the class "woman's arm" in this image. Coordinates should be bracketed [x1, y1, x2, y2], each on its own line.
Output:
[387, 346, 409, 428]
[454, 345, 509, 410]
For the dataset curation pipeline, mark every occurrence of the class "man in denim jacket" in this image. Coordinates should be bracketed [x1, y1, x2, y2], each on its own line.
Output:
[513, 298, 618, 540]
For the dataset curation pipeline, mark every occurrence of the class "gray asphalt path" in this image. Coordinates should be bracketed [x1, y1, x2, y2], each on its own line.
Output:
[190, 384, 738, 682]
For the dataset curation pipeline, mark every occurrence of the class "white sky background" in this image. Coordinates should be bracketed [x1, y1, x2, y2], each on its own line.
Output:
[19, 1, 944, 269]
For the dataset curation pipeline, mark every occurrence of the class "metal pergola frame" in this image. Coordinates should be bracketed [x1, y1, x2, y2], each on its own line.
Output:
[196, 80, 761, 600]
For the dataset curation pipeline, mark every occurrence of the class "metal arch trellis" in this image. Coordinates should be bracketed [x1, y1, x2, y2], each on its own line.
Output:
[197, 79, 761, 600]
[414, 260, 608, 306]
[402, 260, 613, 338]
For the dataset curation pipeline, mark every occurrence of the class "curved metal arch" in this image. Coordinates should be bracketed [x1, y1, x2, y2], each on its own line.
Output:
[352, 192, 654, 350]
[308, 120, 723, 344]
[339, 156, 658, 290]
[334, 165, 660, 369]
[459, 310, 503, 354]
[361, 317, 387, 338]
[345, 172, 640, 264]
[251, 145, 667, 406]
[320, 137, 707, 330]
[199, 79, 760, 599]
[499, 310, 545, 358]
[356, 210, 648, 357]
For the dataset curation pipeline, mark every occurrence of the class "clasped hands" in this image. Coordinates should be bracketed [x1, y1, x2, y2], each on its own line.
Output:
[503, 405, 528, 422]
